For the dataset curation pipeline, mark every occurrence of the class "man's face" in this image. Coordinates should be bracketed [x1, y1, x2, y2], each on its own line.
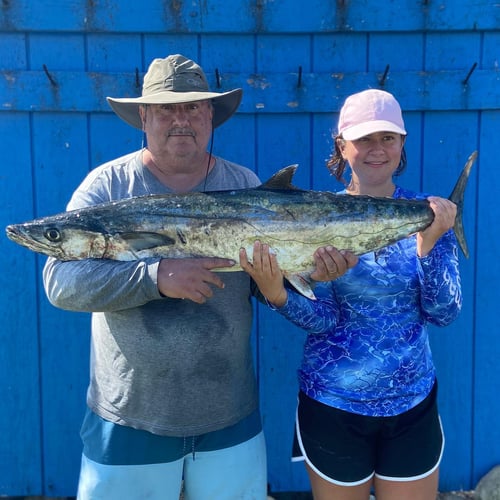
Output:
[141, 100, 214, 162]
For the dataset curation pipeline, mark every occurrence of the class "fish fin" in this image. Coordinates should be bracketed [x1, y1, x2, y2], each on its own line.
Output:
[448, 151, 477, 259]
[284, 272, 317, 300]
[118, 232, 176, 251]
[259, 165, 301, 190]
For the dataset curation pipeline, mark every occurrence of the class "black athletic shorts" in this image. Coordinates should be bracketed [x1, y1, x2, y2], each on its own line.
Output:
[292, 382, 444, 485]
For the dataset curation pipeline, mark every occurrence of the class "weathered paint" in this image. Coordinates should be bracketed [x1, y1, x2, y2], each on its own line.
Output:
[0, 0, 499, 495]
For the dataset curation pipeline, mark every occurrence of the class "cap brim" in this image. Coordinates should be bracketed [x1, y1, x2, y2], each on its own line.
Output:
[341, 120, 407, 140]
[107, 88, 243, 129]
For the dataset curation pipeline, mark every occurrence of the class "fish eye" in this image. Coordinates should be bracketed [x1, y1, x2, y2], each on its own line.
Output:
[44, 227, 62, 242]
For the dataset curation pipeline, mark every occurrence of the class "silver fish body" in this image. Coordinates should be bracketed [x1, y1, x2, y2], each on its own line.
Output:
[6, 151, 476, 299]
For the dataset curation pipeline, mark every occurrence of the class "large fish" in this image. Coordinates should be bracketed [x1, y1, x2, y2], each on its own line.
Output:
[6, 151, 476, 299]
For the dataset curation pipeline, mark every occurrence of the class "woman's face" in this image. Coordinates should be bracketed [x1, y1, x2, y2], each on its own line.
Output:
[339, 131, 405, 194]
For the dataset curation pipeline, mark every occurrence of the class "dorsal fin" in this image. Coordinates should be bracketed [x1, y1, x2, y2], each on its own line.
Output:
[259, 165, 300, 190]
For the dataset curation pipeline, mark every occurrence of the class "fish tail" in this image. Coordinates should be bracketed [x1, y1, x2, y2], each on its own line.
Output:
[448, 150, 477, 259]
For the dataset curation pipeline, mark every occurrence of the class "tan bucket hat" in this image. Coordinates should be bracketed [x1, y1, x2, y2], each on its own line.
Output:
[107, 54, 242, 129]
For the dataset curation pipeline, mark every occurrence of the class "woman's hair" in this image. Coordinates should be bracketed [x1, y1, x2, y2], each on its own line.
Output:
[326, 135, 407, 186]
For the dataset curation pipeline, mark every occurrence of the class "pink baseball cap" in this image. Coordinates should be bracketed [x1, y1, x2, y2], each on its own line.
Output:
[337, 89, 407, 140]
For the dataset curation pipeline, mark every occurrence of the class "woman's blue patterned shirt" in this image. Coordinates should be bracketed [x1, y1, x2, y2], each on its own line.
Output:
[275, 186, 462, 417]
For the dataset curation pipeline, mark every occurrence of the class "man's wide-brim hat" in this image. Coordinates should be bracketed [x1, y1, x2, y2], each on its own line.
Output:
[107, 54, 242, 129]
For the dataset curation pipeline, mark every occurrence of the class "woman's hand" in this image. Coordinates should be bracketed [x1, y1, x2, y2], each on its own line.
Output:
[310, 247, 358, 281]
[239, 241, 288, 307]
[417, 196, 457, 257]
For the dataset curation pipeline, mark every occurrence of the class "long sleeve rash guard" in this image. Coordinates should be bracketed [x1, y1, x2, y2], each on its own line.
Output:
[275, 186, 462, 417]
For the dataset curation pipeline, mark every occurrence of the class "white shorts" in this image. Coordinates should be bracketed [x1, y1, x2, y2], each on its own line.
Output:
[77, 430, 267, 500]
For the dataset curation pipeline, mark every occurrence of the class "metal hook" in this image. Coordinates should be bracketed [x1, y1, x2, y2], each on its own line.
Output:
[379, 64, 390, 87]
[215, 68, 221, 89]
[297, 66, 303, 88]
[43, 64, 58, 87]
[462, 62, 478, 85]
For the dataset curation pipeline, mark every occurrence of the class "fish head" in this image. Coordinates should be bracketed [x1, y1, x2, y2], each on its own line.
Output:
[5, 217, 109, 261]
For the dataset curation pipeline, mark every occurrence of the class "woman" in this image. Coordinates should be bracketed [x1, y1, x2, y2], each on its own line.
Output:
[240, 89, 462, 500]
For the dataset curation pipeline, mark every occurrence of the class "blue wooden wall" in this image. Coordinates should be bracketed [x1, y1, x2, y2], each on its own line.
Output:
[1, 0, 499, 496]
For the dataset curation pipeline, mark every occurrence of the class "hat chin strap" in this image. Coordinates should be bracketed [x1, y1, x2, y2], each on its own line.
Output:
[140, 106, 148, 149]
[202, 127, 215, 192]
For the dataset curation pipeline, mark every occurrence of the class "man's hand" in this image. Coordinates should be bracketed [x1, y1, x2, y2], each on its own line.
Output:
[157, 257, 235, 304]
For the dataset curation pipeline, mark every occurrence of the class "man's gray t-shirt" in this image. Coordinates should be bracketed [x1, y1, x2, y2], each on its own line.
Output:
[43, 150, 261, 436]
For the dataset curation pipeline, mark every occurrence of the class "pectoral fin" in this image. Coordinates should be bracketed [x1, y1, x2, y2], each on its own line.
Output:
[117, 232, 176, 252]
[284, 272, 317, 300]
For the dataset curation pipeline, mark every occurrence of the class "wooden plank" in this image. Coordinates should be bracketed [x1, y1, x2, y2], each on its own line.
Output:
[0, 0, 84, 31]
[257, 114, 311, 187]
[29, 33, 85, 70]
[87, 33, 143, 71]
[31, 113, 92, 495]
[2, 69, 498, 114]
[255, 110, 312, 493]
[256, 34, 312, 72]
[258, 306, 311, 492]
[241, 69, 498, 113]
[201, 34, 256, 72]
[398, 112, 424, 193]
[423, 111, 478, 491]
[1, 0, 498, 32]
[211, 114, 257, 174]
[0, 0, 254, 33]
[473, 111, 500, 485]
[428, 2, 500, 31]
[0, 113, 42, 495]
[194, 0, 257, 32]
[369, 33, 424, 71]
[311, 29, 367, 192]
[313, 33, 367, 73]
[144, 34, 199, 64]
[483, 32, 500, 68]
[32, 113, 90, 213]
[425, 33, 482, 71]
[38, 297, 90, 496]
[261, 0, 425, 32]
[258, 0, 337, 32]
[0, 33, 27, 69]
[311, 113, 340, 192]
[90, 114, 143, 167]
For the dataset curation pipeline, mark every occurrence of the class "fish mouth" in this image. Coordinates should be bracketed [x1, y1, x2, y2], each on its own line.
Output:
[6, 225, 63, 258]
[6, 225, 26, 245]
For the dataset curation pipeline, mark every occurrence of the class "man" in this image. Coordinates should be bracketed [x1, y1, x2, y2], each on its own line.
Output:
[43, 54, 355, 499]
[43, 54, 266, 500]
